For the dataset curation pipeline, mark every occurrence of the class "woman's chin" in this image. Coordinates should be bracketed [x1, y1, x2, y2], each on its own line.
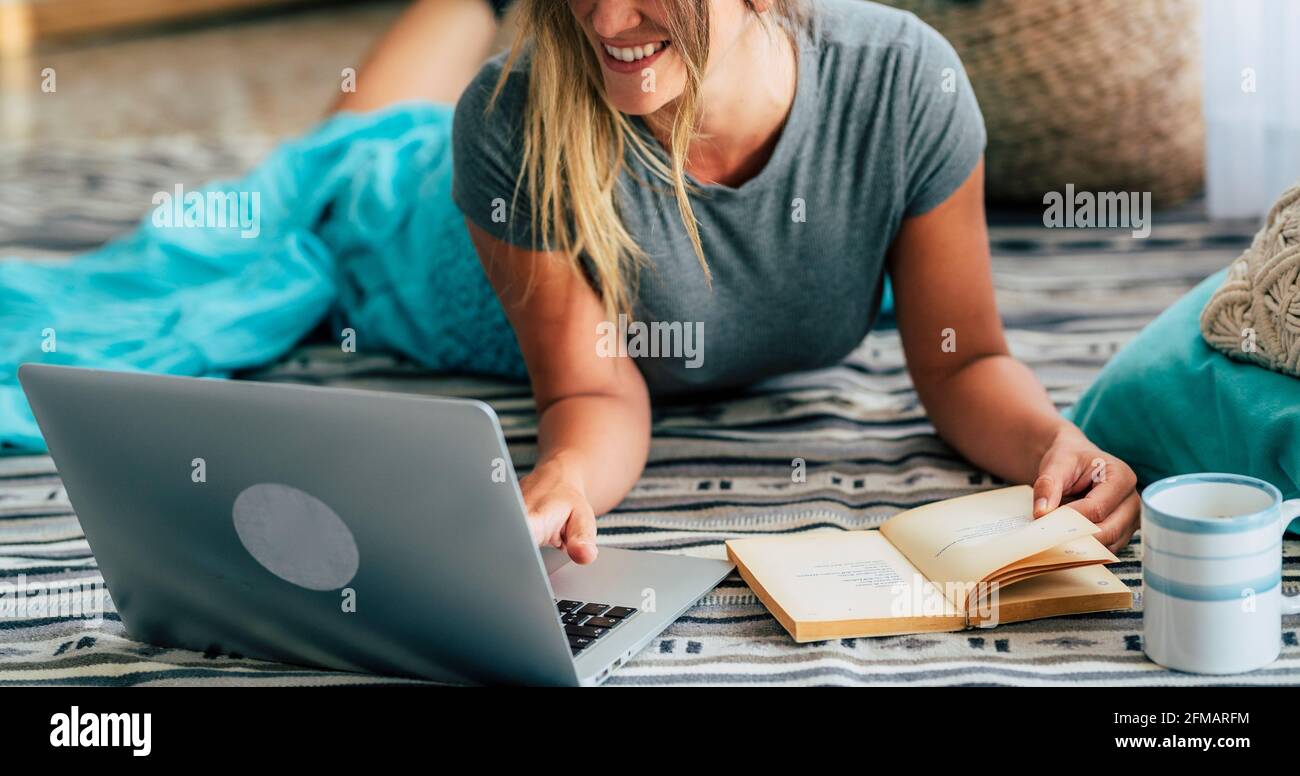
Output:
[604, 86, 676, 117]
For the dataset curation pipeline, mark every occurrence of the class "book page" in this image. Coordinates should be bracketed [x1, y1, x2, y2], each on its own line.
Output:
[970, 564, 1133, 627]
[879, 486, 1104, 607]
[725, 531, 959, 628]
[991, 535, 1116, 582]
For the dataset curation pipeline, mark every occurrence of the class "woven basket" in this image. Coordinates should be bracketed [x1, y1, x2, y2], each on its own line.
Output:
[887, 0, 1205, 206]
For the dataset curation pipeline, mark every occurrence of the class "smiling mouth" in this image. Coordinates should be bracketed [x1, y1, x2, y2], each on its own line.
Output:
[600, 39, 671, 64]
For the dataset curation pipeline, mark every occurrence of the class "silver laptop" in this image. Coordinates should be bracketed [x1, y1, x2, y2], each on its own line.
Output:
[18, 364, 733, 686]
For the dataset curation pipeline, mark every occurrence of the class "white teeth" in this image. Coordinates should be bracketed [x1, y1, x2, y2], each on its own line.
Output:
[603, 41, 664, 63]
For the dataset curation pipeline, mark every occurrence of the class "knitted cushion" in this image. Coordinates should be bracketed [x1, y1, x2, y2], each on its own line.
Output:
[1200, 183, 1300, 376]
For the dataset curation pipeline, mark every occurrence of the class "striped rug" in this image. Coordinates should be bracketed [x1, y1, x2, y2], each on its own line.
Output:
[2, 141, 1297, 686]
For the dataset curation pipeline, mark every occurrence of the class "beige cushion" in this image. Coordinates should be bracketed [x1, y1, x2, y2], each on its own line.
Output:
[1200, 183, 1300, 376]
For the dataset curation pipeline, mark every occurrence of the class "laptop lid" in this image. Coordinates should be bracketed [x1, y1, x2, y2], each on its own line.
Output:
[19, 364, 580, 686]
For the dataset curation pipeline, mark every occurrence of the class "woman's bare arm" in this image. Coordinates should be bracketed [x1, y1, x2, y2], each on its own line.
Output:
[887, 161, 1140, 552]
[331, 0, 501, 113]
[466, 221, 652, 563]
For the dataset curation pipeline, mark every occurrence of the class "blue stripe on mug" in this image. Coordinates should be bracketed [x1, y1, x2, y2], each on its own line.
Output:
[1143, 541, 1282, 561]
[1144, 568, 1281, 601]
[1142, 473, 1281, 534]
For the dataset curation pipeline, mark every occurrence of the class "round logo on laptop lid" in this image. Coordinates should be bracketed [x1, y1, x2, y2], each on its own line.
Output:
[232, 483, 359, 591]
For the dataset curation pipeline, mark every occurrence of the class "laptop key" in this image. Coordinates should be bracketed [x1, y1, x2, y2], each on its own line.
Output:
[604, 606, 637, 619]
[565, 624, 607, 639]
[556, 600, 582, 613]
[569, 636, 595, 651]
[576, 603, 610, 617]
[584, 616, 620, 629]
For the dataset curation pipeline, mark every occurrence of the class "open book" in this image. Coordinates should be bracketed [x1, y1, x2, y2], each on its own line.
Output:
[725, 486, 1132, 641]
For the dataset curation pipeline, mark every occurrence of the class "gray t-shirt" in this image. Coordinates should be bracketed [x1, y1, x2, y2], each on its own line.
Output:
[452, 0, 985, 398]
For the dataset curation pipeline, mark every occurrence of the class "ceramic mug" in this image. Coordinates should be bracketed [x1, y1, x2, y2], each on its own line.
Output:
[1141, 473, 1300, 674]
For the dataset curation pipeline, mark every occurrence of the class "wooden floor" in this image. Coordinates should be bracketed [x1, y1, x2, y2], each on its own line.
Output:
[0, 0, 519, 148]
[1, 0, 332, 57]
[0, 2, 405, 146]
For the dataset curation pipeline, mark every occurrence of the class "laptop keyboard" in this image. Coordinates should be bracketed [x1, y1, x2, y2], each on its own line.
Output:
[555, 599, 638, 656]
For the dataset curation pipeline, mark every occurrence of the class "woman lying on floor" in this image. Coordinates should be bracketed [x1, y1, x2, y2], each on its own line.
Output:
[342, 0, 1140, 561]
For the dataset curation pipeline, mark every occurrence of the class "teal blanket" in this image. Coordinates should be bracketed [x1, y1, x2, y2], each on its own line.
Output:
[1, 103, 526, 452]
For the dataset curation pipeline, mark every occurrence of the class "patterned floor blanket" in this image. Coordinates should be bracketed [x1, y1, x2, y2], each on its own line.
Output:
[1, 141, 1296, 685]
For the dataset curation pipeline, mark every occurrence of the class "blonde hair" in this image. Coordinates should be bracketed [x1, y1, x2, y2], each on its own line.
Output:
[490, 0, 808, 319]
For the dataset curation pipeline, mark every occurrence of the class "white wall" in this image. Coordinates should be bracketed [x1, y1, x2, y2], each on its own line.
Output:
[1202, 0, 1300, 219]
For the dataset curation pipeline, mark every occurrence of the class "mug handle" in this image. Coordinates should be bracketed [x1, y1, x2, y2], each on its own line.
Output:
[1282, 499, 1300, 616]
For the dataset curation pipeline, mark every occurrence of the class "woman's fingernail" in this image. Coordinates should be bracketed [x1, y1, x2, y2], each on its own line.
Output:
[1035, 498, 1048, 514]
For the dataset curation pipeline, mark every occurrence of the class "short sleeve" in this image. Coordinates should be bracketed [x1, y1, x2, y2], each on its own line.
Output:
[451, 55, 546, 250]
[899, 16, 986, 217]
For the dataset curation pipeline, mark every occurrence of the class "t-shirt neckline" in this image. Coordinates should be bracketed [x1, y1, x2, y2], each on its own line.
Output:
[628, 22, 819, 197]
